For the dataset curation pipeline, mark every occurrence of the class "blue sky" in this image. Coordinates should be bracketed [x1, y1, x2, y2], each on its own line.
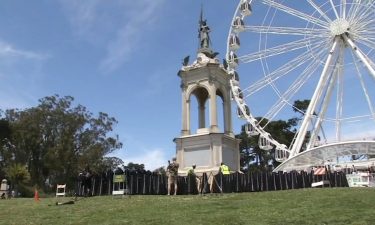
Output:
[2, 1, 374, 170]
[0, 0, 239, 170]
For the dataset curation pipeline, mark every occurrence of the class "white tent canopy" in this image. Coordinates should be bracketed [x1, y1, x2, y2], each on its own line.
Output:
[274, 141, 375, 172]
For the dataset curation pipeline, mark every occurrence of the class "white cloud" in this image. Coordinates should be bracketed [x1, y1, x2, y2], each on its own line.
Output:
[109, 132, 173, 171]
[123, 148, 168, 171]
[99, 1, 165, 73]
[59, 0, 166, 73]
[0, 40, 48, 60]
[0, 39, 48, 110]
[98, 23, 137, 73]
[58, 0, 101, 37]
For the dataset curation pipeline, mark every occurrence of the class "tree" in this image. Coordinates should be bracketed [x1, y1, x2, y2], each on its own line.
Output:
[5, 163, 30, 195]
[292, 99, 316, 151]
[1, 95, 123, 192]
[237, 100, 308, 171]
[123, 162, 145, 173]
[153, 166, 166, 175]
[98, 156, 124, 172]
[0, 119, 11, 141]
[0, 119, 13, 178]
[264, 119, 296, 168]
[292, 99, 310, 114]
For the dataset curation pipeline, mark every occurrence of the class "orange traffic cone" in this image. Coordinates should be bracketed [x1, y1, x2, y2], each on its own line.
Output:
[34, 188, 40, 202]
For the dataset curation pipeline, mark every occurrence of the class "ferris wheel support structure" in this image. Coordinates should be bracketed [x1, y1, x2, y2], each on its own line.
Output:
[344, 35, 375, 79]
[290, 37, 339, 157]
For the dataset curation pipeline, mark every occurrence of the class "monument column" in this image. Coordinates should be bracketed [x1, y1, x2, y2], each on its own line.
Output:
[224, 91, 233, 136]
[209, 87, 218, 132]
[186, 98, 191, 134]
[181, 92, 191, 136]
[198, 101, 205, 128]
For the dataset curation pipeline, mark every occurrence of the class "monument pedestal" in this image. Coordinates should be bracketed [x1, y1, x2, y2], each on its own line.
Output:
[174, 133, 240, 175]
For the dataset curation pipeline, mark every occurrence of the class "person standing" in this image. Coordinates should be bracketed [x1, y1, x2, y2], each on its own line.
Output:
[167, 157, 179, 195]
[218, 162, 230, 193]
[187, 164, 201, 194]
[219, 162, 230, 175]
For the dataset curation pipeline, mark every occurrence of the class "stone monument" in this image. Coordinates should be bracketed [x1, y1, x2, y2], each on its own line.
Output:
[174, 11, 240, 175]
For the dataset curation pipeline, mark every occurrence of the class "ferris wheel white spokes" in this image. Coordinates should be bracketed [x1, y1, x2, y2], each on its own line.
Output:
[260, 58, 322, 128]
[351, 51, 375, 120]
[244, 26, 329, 37]
[354, 37, 375, 52]
[244, 46, 326, 97]
[351, 2, 374, 25]
[238, 38, 323, 63]
[328, 0, 340, 19]
[227, 0, 375, 165]
[306, 0, 332, 23]
[262, 0, 330, 28]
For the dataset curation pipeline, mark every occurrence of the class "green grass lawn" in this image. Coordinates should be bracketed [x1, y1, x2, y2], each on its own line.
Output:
[0, 188, 374, 225]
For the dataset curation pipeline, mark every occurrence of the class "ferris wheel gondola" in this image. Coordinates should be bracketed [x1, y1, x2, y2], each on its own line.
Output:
[259, 133, 273, 151]
[229, 34, 241, 51]
[245, 122, 259, 136]
[232, 17, 245, 33]
[240, 0, 252, 17]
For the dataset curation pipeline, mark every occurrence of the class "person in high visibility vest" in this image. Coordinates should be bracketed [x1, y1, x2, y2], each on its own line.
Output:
[187, 164, 196, 176]
[219, 162, 230, 175]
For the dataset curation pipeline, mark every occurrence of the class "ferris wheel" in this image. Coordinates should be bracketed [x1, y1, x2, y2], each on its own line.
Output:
[226, 0, 375, 171]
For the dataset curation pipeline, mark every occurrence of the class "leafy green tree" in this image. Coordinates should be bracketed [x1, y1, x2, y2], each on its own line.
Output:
[237, 126, 256, 170]
[5, 163, 30, 194]
[0, 119, 13, 178]
[237, 100, 309, 171]
[237, 119, 296, 172]
[153, 166, 166, 175]
[124, 162, 145, 172]
[97, 156, 124, 173]
[292, 99, 314, 151]
[0, 119, 11, 141]
[292, 99, 310, 114]
[1, 95, 122, 192]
